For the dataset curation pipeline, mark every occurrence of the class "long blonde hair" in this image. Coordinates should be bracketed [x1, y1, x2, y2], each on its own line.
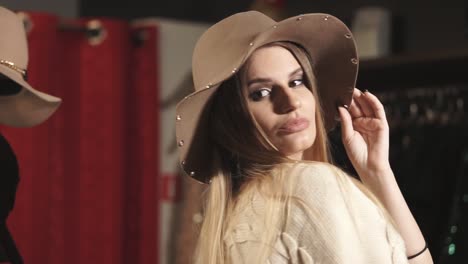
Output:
[194, 42, 392, 264]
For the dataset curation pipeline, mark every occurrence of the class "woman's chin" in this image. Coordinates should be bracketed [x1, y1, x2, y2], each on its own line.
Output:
[278, 138, 316, 160]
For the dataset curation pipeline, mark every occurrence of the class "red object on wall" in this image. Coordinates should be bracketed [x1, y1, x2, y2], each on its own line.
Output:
[1, 12, 159, 264]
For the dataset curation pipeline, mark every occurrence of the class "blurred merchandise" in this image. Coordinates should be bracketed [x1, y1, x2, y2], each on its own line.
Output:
[352, 6, 391, 59]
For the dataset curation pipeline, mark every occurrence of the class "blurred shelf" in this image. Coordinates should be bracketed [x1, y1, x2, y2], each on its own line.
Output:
[357, 48, 468, 90]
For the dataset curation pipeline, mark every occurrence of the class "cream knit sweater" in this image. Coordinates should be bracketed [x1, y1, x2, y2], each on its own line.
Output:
[224, 163, 409, 263]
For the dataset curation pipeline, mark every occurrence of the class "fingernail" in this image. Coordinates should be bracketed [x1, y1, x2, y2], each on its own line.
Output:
[363, 89, 369, 94]
[336, 102, 349, 110]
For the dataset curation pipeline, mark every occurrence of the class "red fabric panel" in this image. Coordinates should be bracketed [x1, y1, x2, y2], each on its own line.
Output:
[59, 18, 84, 264]
[75, 18, 129, 263]
[1, 13, 160, 264]
[126, 24, 159, 264]
[27, 13, 65, 264]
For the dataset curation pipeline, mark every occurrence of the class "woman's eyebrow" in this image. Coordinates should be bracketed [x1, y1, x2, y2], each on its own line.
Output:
[247, 68, 303, 87]
[247, 77, 271, 87]
[289, 68, 303, 77]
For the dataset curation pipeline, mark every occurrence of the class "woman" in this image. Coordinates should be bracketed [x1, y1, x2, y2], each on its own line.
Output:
[175, 11, 433, 263]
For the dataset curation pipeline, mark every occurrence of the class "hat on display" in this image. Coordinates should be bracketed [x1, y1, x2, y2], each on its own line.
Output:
[0, 6, 61, 127]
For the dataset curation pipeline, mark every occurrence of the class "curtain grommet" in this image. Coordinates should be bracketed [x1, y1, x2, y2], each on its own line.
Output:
[87, 20, 106, 46]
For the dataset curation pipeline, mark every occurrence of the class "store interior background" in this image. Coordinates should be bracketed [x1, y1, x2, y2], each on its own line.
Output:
[1, 0, 467, 263]
[4, 0, 468, 52]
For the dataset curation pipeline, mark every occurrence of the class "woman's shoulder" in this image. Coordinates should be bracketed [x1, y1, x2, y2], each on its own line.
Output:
[278, 161, 361, 206]
[280, 161, 345, 187]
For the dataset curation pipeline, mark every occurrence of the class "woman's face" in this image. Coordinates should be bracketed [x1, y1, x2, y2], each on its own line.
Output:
[241, 45, 316, 160]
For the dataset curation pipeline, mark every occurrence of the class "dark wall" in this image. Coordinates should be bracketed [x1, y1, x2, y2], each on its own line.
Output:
[2, 0, 78, 17]
[287, 0, 468, 54]
[79, 0, 252, 23]
[81, 0, 468, 55]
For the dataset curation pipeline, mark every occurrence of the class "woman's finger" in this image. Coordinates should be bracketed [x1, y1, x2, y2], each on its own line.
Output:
[353, 88, 374, 118]
[362, 90, 387, 121]
[338, 106, 354, 143]
[348, 98, 363, 118]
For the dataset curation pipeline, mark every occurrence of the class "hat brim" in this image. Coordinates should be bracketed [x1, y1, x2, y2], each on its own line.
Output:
[176, 12, 358, 183]
[0, 65, 61, 127]
[176, 85, 219, 183]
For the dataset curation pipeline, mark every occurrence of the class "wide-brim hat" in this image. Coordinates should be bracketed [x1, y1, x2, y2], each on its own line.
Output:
[0, 6, 61, 127]
[176, 11, 358, 183]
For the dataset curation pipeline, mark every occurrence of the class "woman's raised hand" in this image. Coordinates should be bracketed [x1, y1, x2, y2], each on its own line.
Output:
[337, 88, 392, 182]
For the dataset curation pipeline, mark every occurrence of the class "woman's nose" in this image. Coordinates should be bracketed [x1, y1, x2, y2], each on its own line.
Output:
[275, 88, 302, 113]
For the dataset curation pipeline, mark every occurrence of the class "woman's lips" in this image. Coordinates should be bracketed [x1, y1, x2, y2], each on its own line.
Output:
[278, 117, 310, 134]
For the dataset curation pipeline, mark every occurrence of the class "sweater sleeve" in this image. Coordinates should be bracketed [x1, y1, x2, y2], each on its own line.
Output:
[284, 162, 403, 263]
[281, 163, 368, 263]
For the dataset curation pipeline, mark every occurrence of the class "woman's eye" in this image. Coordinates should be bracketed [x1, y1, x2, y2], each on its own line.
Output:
[250, 88, 271, 101]
[290, 79, 303, 87]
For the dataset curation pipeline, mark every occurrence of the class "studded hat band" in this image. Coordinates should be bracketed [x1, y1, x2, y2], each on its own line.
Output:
[0, 60, 27, 79]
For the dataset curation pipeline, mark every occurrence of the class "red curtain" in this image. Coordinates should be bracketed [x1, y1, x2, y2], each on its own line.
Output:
[0, 12, 159, 264]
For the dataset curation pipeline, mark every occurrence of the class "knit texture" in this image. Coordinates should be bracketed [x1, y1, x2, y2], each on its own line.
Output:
[224, 163, 408, 263]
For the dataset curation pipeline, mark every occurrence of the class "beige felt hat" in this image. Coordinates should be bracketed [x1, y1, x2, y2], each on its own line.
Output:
[176, 11, 358, 183]
[0, 6, 61, 127]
